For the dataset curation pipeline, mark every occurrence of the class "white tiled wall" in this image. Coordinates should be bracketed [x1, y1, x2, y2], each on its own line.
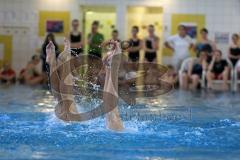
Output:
[0, 0, 240, 71]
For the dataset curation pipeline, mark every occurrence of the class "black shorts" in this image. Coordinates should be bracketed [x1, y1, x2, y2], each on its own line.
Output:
[129, 52, 140, 62]
[192, 71, 202, 78]
[145, 52, 156, 62]
[192, 64, 203, 78]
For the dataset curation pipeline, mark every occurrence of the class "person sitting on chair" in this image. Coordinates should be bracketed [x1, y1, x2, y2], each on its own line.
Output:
[207, 50, 229, 90]
[180, 51, 208, 90]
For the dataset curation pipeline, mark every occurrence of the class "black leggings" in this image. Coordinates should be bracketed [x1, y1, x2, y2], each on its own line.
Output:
[129, 52, 140, 62]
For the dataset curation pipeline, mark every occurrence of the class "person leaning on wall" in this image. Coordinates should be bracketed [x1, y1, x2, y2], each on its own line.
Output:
[69, 19, 84, 56]
[144, 25, 159, 63]
[228, 33, 240, 68]
[164, 25, 194, 71]
[127, 26, 143, 63]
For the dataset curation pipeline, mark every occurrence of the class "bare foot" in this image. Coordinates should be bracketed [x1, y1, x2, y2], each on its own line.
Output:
[46, 41, 55, 64]
[207, 84, 213, 90]
[106, 111, 124, 131]
[69, 103, 78, 114]
[64, 38, 71, 51]
[222, 84, 229, 91]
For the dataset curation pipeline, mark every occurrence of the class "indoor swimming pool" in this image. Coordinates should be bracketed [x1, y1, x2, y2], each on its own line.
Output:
[0, 85, 240, 160]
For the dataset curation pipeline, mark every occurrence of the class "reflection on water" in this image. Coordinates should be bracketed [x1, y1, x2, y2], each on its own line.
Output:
[0, 85, 240, 160]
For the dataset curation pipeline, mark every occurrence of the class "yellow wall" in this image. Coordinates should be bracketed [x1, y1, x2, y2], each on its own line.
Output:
[83, 10, 116, 41]
[163, 14, 205, 57]
[127, 7, 163, 63]
[127, 7, 163, 39]
[39, 11, 70, 37]
[0, 35, 12, 67]
[81, 6, 116, 54]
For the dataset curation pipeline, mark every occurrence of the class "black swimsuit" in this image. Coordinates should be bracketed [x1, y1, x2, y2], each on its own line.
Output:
[229, 47, 240, 67]
[70, 32, 83, 56]
[145, 39, 157, 62]
[128, 39, 140, 62]
[192, 63, 203, 77]
[195, 43, 213, 63]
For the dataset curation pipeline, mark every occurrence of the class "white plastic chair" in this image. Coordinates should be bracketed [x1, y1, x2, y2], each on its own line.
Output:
[178, 57, 206, 88]
[233, 60, 240, 91]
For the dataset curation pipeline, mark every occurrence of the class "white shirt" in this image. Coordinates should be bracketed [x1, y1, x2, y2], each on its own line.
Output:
[167, 34, 193, 60]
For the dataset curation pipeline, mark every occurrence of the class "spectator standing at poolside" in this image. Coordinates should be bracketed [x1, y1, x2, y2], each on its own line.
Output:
[195, 28, 216, 63]
[165, 25, 194, 70]
[128, 26, 143, 62]
[88, 21, 104, 58]
[69, 19, 84, 56]
[0, 62, 16, 84]
[228, 34, 240, 67]
[207, 50, 229, 90]
[144, 25, 159, 62]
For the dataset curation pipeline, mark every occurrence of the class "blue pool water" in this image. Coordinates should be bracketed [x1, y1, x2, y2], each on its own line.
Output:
[0, 85, 240, 160]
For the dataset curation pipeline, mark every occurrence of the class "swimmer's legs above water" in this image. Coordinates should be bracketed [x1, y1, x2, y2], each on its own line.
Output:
[104, 66, 124, 131]
[46, 39, 78, 118]
[103, 40, 124, 131]
[46, 39, 123, 131]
